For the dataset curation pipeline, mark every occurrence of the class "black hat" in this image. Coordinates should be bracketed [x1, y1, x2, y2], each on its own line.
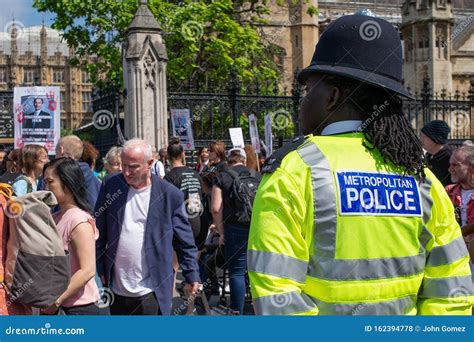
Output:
[297, 14, 414, 99]
[421, 120, 450, 145]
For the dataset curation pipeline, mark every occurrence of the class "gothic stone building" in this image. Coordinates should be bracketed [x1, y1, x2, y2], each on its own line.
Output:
[263, 0, 474, 96]
[0, 24, 94, 131]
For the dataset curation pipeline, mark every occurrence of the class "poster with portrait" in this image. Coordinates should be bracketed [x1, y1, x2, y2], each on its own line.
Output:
[170, 108, 195, 150]
[13, 86, 60, 154]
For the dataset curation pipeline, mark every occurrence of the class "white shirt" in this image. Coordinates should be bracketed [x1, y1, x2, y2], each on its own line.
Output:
[151, 160, 165, 178]
[321, 120, 363, 136]
[460, 188, 474, 226]
[112, 185, 154, 297]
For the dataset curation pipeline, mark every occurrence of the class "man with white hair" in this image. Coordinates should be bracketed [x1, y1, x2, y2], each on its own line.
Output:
[95, 138, 200, 315]
[446, 146, 474, 278]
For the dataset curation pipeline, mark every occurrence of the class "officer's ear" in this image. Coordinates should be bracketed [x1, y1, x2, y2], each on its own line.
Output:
[326, 85, 341, 112]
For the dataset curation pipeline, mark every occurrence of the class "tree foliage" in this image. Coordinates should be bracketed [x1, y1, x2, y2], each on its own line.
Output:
[33, 0, 315, 90]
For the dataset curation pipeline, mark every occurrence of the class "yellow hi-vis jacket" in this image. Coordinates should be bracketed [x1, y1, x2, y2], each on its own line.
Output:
[248, 133, 474, 315]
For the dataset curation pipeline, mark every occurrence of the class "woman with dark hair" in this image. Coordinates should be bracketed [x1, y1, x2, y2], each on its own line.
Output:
[0, 149, 23, 185]
[195, 147, 210, 173]
[42, 157, 100, 315]
[12, 144, 49, 196]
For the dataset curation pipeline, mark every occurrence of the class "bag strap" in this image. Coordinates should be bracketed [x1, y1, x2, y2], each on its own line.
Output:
[226, 169, 240, 180]
[14, 175, 33, 193]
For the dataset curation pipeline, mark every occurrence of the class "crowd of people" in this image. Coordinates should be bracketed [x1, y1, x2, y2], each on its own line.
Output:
[0, 133, 267, 316]
[0, 13, 472, 316]
[0, 120, 470, 316]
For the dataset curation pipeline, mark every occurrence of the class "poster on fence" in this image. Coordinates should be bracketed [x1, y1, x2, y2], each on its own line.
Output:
[264, 114, 273, 157]
[170, 108, 195, 150]
[229, 127, 244, 148]
[14, 86, 60, 154]
[248, 114, 260, 152]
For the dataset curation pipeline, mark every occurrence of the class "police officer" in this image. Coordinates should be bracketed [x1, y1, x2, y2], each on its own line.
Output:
[247, 14, 474, 315]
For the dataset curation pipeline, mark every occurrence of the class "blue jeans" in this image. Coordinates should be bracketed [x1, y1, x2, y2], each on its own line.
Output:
[224, 224, 249, 314]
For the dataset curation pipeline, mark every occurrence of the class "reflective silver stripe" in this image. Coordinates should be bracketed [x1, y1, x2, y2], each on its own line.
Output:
[314, 296, 415, 315]
[418, 226, 433, 252]
[420, 276, 474, 298]
[297, 142, 336, 262]
[309, 254, 425, 280]
[247, 250, 308, 283]
[419, 178, 433, 224]
[427, 238, 469, 267]
[418, 178, 433, 254]
[298, 141, 426, 281]
[253, 291, 317, 315]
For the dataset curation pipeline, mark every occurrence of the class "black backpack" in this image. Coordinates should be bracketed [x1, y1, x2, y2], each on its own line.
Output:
[227, 169, 261, 225]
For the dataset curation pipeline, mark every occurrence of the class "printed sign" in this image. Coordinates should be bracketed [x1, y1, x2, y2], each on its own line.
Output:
[335, 171, 422, 216]
[229, 127, 244, 148]
[13, 86, 60, 154]
[170, 108, 195, 150]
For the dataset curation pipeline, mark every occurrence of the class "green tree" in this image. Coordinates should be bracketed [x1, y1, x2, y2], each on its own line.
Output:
[33, 0, 315, 90]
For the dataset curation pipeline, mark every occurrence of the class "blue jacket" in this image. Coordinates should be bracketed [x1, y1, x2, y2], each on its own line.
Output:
[79, 162, 101, 210]
[94, 173, 200, 315]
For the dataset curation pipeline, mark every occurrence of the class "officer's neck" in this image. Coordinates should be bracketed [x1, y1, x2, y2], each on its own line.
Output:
[317, 110, 366, 135]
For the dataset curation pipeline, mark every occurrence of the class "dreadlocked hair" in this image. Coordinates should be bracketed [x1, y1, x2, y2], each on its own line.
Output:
[323, 75, 426, 179]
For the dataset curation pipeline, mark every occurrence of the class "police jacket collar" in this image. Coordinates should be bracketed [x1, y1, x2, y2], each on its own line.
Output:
[321, 120, 363, 136]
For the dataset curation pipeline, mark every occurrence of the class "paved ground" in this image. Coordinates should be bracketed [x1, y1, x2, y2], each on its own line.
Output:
[172, 270, 254, 315]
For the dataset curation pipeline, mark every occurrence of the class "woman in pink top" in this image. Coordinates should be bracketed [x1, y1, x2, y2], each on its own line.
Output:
[42, 157, 100, 315]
